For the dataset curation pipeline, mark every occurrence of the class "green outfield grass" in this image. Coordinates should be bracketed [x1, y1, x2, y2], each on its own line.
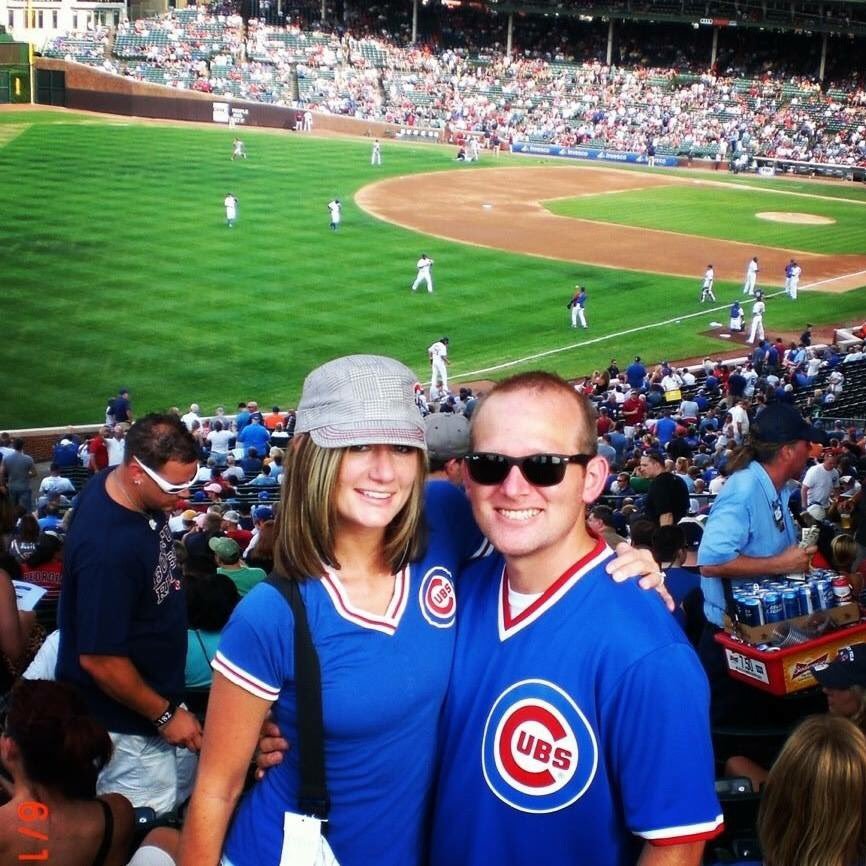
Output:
[2, 110, 866, 429]
[545, 185, 866, 253]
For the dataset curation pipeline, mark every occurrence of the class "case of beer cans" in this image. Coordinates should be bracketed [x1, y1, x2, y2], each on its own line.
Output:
[722, 601, 860, 646]
[715, 621, 866, 695]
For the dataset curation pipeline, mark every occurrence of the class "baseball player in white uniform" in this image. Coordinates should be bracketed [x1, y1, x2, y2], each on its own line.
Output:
[743, 256, 758, 295]
[428, 337, 449, 392]
[224, 193, 238, 228]
[568, 286, 588, 328]
[700, 265, 716, 302]
[746, 292, 766, 343]
[789, 261, 802, 300]
[412, 255, 434, 293]
[232, 138, 246, 160]
[371, 139, 382, 166]
[328, 199, 342, 230]
[468, 137, 481, 161]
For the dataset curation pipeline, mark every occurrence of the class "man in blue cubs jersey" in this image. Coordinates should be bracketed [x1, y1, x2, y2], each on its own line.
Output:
[430, 372, 722, 866]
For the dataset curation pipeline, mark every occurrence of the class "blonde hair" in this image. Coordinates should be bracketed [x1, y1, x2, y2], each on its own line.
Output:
[473, 371, 597, 454]
[273, 434, 427, 581]
[759, 715, 866, 866]
[830, 533, 857, 573]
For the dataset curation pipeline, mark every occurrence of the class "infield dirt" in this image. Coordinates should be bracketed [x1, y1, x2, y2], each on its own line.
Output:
[356, 165, 866, 293]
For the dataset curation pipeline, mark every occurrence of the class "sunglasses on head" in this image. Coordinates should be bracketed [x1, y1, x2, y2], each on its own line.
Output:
[133, 456, 197, 494]
[464, 452, 592, 487]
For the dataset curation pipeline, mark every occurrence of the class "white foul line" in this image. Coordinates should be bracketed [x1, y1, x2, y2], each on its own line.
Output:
[442, 269, 866, 383]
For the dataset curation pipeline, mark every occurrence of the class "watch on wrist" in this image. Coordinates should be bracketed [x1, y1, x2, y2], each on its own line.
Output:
[153, 701, 178, 729]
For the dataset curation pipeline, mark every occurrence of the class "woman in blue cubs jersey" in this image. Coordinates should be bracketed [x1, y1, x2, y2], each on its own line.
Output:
[178, 356, 486, 866]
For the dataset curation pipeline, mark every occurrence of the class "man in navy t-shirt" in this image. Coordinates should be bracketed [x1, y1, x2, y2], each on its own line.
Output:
[57, 414, 202, 814]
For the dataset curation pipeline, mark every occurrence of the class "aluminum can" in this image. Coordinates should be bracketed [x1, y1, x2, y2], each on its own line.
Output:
[832, 576, 853, 605]
[741, 596, 765, 626]
[798, 584, 815, 615]
[814, 579, 833, 611]
[763, 591, 784, 623]
[781, 589, 801, 620]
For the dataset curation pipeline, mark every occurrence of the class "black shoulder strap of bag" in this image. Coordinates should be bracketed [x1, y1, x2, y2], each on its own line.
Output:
[265, 573, 330, 824]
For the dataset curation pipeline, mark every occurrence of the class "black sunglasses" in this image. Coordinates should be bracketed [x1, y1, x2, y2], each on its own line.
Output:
[465, 452, 592, 487]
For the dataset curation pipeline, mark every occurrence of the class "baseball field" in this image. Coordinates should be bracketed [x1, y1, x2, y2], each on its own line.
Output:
[2, 107, 866, 429]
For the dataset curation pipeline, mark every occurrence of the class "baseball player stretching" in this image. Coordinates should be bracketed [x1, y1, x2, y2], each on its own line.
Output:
[412, 255, 434, 293]
[700, 265, 716, 302]
[743, 256, 758, 295]
[428, 337, 450, 391]
[746, 292, 766, 343]
[568, 286, 588, 328]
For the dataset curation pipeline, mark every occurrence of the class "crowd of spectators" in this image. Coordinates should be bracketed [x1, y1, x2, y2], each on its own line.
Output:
[1, 327, 866, 861]
[41, 3, 866, 166]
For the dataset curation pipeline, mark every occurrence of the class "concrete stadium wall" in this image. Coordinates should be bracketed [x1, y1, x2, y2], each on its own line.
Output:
[33, 58, 403, 137]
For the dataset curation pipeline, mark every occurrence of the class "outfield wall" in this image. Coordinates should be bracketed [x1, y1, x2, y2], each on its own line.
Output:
[33, 58, 401, 138]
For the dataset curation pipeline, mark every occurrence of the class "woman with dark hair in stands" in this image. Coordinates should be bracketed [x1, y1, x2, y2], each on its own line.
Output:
[9, 514, 40, 563]
[0, 679, 133, 865]
[243, 518, 275, 574]
[20, 532, 64, 602]
[184, 571, 240, 690]
[0, 554, 33, 693]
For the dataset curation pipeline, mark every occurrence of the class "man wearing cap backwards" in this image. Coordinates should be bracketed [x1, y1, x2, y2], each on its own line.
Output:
[428, 336, 450, 393]
[209, 536, 266, 597]
[697, 402, 824, 723]
[425, 412, 470, 486]
[57, 413, 202, 815]
[430, 371, 721, 866]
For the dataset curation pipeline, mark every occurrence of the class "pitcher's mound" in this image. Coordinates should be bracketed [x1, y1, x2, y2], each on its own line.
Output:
[756, 211, 835, 225]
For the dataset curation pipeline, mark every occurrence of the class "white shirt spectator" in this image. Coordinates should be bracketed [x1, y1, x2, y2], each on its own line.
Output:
[802, 461, 839, 508]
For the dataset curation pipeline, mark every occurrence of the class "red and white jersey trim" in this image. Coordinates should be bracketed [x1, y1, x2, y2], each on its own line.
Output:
[321, 565, 409, 635]
[640, 815, 725, 846]
[498, 538, 612, 642]
[212, 650, 280, 702]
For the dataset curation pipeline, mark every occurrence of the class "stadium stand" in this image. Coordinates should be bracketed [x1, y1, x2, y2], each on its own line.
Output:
[40, 5, 866, 167]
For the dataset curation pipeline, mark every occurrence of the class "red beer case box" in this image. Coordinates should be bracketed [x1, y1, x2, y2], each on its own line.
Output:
[715, 621, 866, 696]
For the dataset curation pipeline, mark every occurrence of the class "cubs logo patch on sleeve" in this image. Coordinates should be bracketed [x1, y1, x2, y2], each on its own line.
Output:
[418, 566, 457, 628]
[482, 679, 598, 813]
